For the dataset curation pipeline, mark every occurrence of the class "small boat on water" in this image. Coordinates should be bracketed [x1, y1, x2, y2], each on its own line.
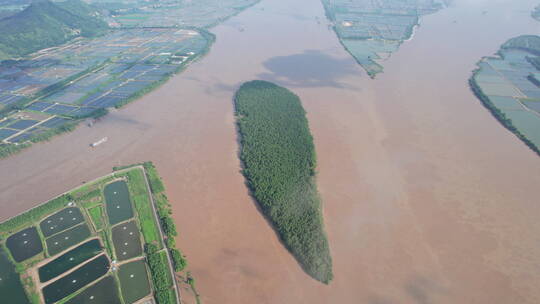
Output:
[90, 137, 108, 148]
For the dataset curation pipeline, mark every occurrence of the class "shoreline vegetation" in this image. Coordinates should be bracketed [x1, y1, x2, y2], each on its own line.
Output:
[469, 35, 540, 156]
[469, 77, 540, 156]
[234, 80, 333, 283]
[0, 162, 192, 304]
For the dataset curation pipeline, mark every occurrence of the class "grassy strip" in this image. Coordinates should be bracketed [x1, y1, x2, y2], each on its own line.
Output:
[99, 230, 114, 259]
[75, 188, 101, 203]
[0, 194, 72, 237]
[88, 206, 104, 231]
[234, 80, 333, 283]
[125, 169, 161, 247]
[139, 163, 177, 239]
[470, 71, 540, 156]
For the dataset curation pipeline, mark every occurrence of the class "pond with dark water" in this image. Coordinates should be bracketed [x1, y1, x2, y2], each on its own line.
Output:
[104, 181, 134, 225]
[40, 207, 84, 237]
[42, 254, 110, 304]
[112, 220, 142, 261]
[64, 275, 121, 304]
[39, 239, 103, 283]
[46, 223, 91, 256]
[118, 260, 151, 304]
[0, 247, 30, 304]
[6, 226, 43, 262]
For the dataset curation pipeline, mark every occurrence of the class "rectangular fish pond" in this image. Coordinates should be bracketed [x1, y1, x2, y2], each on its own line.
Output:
[104, 180, 134, 225]
[112, 220, 142, 261]
[118, 260, 151, 304]
[64, 276, 121, 304]
[45, 223, 91, 256]
[42, 254, 110, 304]
[6, 227, 43, 262]
[40, 207, 84, 238]
[39, 239, 103, 283]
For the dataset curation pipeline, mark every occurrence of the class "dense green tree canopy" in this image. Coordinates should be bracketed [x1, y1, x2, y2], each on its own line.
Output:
[235, 80, 333, 283]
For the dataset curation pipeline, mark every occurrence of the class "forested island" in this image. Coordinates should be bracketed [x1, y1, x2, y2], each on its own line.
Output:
[234, 80, 333, 283]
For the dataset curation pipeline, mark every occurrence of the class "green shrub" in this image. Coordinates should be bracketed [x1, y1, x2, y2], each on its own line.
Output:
[161, 217, 177, 238]
[145, 244, 173, 303]
[165, 237, 175, 249]
[170, 249, 187, 272]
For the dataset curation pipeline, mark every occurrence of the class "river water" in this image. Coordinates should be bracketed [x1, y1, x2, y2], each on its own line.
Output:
[1, 0, 540, 303]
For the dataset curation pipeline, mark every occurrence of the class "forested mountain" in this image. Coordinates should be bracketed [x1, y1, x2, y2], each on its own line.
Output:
[0, 0, 108, 59]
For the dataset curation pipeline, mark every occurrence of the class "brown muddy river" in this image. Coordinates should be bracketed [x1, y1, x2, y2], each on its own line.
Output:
[2, 0, 540, 303]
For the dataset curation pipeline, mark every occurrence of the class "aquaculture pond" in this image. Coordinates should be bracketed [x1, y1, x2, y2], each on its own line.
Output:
[6, 227, 43, 262]
[46, 223, 91, 256]
[40, 207, 84, 237]
[42, 254, 110, 304]
[39, 239, 103, 283]
[118, 260, 151, 304]
[64, 276, 121, 304]
[104, 181, 134, 225]
[112, 220, 142, 261]
[0, 248, 30, 304]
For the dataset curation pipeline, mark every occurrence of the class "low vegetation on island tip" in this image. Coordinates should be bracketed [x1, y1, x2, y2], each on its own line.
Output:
[234, 80, 333, 283]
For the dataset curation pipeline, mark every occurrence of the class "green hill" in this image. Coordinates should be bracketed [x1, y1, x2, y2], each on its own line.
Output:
[0, 0, 108, 60]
